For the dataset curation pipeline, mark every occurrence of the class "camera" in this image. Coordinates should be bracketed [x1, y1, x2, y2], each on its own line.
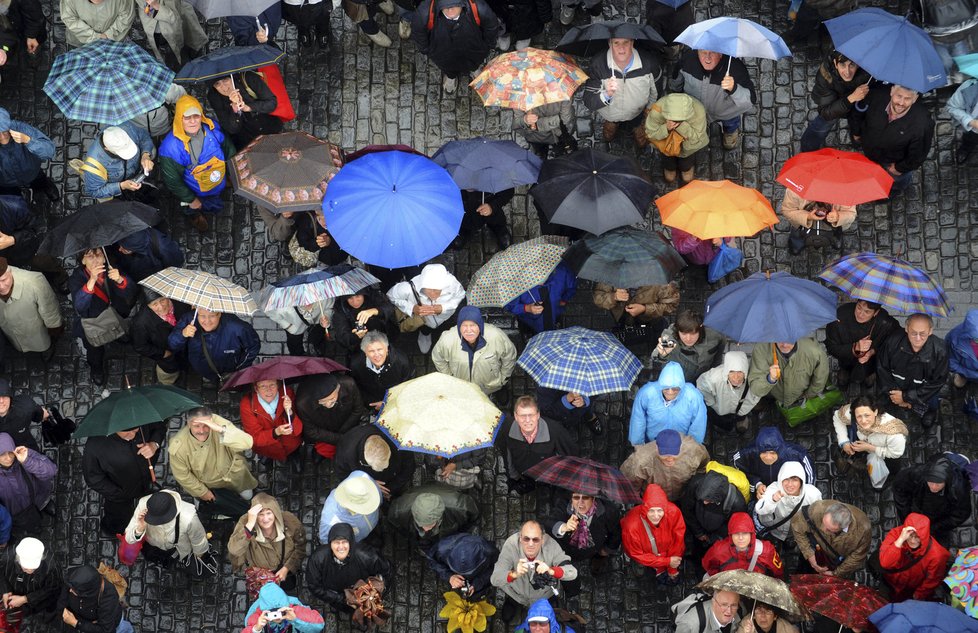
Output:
[529, 569, 560, 595]
[264, 609, 285, 622]
[661, 338, 676, 349]
[355, 324, 367, 332]
[813, 208, 827, 219]
[132, 172, 147, 185]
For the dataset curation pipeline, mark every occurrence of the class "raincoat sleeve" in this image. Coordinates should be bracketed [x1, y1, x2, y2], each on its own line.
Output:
[628, 389, 650, 446]
[233, 322, 262, 370]
[22, 449, 57, 484]
[9, 122, 54, 161]
[686, 393, 707, 444]
[218, 417, 255, 452]
[305, 550, 345, 606]
[409, 1, 432, 54]
[947, 79, 978, 131]
[747, 346, 777, 398]
[82, 447, 128, 502]
[226, 517, 253, 570]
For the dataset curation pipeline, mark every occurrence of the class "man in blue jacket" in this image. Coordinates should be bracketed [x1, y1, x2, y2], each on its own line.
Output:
[731, 426, 814, 499]
[629, 361, 707, 445]
[77, 123, 156, 203]
[0, 108, 57, 202]
[167, 307, 260, 384]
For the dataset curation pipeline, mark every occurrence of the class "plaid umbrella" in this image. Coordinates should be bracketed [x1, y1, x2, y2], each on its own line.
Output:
[518, 326, 643, 396]
[470, 48, 587, 111]
[262, 265, 381, 311]
[466, 235, 569, 307]
[230, 132, 345, 213]
[945, 546, 978, 618]
[790, 574, 887, 632]
[697, 570, 808, 620]
[524, 456, 641, 505]
[43, 40, 175, 125]
[562, 227, 686, 287]
[140, 267, 258, 316]
[819, 252, 951, 318]
[375, 373, 504, 458]
[220, 356, 347, 390]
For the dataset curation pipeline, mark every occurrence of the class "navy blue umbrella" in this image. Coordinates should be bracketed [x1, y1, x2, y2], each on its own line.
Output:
[869, 601, 978, 633]
[704, 271, 837, 343]
[431, 137, 542, 193]
[654, 0, 689, 6]
[174, 44, 285, 84]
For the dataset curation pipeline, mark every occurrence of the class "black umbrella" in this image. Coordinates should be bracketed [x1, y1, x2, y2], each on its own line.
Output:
[562, 227, 686, 287]
[555, 21, 667, 58]
[38, 201, 160, 257]
[529, 149, 655, 236]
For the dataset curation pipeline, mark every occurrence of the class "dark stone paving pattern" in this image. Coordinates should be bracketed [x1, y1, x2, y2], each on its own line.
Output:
[5, 0, 978, 631]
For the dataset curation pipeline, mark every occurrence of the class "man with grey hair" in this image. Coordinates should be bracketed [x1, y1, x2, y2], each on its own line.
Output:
[790, 499, 870, 579]
[875, 313, 948, 429]
[350, 330, 414, 410]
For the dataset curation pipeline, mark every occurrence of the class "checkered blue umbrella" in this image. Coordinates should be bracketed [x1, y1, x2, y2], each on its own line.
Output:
[43, 40, 175, 125]
[518, 326, 642, 396]
[819, 252, 951, 317]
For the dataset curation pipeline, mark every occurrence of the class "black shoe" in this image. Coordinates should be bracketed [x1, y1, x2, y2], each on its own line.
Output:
[836, 367, 851, 390]
[449, 234, 467, 250]
[91, 368, 106, 387]
[587, 414, 604, 436]
[299, 32, 314, 48]
[501, 597, 519, 623]
[317, 33, 331, 49]
[39, 175, 60, 202]
[590, 554, 609, 575]
[957, 144, 975, 165]
[921, 408, 939, 429]
[830, 226, 843, 250]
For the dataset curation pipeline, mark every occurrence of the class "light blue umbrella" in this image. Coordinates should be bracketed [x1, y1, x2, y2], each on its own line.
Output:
[518, 326, 643, 396]
[675, 16, 791, 66]
[954, 52, 978, 79]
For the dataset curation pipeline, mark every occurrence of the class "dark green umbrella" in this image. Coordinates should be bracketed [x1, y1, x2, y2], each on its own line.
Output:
[562, 227, 686, 287]
[74, 384, 202, 439]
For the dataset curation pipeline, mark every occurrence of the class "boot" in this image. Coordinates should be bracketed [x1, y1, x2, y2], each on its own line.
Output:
[490, 224, 512, 249]
[632, 124, 649, 148]
[365, 29, 392, 47]
[662, 169, 677, 183]
[830, 226, 843, 250]
[443, 75, 458, 94]
[680, 167, 695, 182]
[602, 121, 618, 142]
[299, 31, 314, 48]
[378, 0, 395, 15]
[722, 128, 740, 150]
[398, 20, 411, 39]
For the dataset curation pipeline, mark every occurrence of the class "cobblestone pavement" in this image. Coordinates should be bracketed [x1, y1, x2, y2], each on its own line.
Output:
[4, 0, 978, 631]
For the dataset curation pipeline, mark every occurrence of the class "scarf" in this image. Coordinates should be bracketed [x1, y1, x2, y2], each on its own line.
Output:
[843, 404, 910, 437]
[568, 502, 596, 550]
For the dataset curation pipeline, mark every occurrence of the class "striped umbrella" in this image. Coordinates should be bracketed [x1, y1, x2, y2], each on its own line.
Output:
[466, 235, 569, 307]
[262, 265, 381, 311]
[518, 326, 643, 396]
[819, 252, 951, 317]
[43, 40, 175, 125]
[470, 48, 587, 111]
[140, 267, 258, 316]
[524, 456, 641, 505]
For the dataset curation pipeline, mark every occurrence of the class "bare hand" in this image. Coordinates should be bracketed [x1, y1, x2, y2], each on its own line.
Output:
[107, 267, 122, 284]
[141, 155, 155, 174]
[855, 338, 872, 353]
[895, 525, 916, 547]
[566, 392, 585, 408]
[564, 515, 580, 532]
[971, 120, 978, 131]
[356, 309, 378, 326]
[369, 401, 383, 411]
[857, 349, 875, 365]
[665, 120, 681, 131]
[275, 423, 293, 437]
[0, 232, 14, 250]
[842, 442, 856, 456]
[721, 75, 735, 91]
[315, 233, 331, 248]
[624, 303, 646, 317]
[848, 83, 870, 103]
[440, 462, 457, 477]
[604, 76, 619, 97]
[851, 440, 875, 453]
[475, 203, 492, 217]
[189, 198, 203, 210]
[25, 38, 38, 54]
[245, 503, 263, 530]
[375, 480, 391, 500]
[512, 559, 531, 577]
[282, 396, 292, 416]
[135, 509, 148, 534]
[808, 555, 828, 573]
[534, 561, 552, 576]
[62, 608, 78, 627]
[182, 324, 197, 338]
[888, 390, 906, 406]
[669, 556, 682, 568]
[256, 26, 269, 44]
[772, 490, 784, 502]
[525, 303, 544, 315]
[136, 442, 158, 460]
[120, 180, 142, 191]
[449, 574, 466, 589]
[199, 490, 216, 502]
[768, 363, 781, 382]
[12, 446, 27, 464]
[613, 288, 629, 302]
[523, 113, 539, 128]
[886, 163, 901, 177]
[755, 483, 767, 499]
[8, 131, 29, 144]
[274, 566, 289, 583]
[319, 315, 331, 328]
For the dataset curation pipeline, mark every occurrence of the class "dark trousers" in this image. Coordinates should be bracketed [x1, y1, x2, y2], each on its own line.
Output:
[661, 154, 695, 172]
[286, 325, 328, 357]
[101, 497, 138, 535]
[707, 408, 742, 432]
[81, 335, 105, 372]
[961, 129, 978, 150]
[282, 1, 331, 36]
[460, 204, 507, 235]
[197, 488, 250, 518]
[644, 0, 694, 42]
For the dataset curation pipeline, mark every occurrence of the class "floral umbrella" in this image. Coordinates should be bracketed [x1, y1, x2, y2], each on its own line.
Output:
[470, 48, 587, 111]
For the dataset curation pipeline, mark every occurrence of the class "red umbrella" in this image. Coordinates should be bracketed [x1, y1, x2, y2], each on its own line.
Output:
[524, 456, 641, 505]
[776, 148, 893, 206]
[220, 356, 347, 391]
[789, 574, 886, 632]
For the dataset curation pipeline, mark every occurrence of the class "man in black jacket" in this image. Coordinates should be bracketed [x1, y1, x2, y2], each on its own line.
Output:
[0, 537, 62, 626]
[386, 482, 479, 546]
[824, 300, 899, 389]
[452, 188, 513, 250]
[496, 394, 574, 495]
[893, 452, 972, 542]
[852, 84, 934, 196]
[411, 0, 500, 94]
[0, 0, 46, 63]
[350, 331, 414, 411]
[799, 51, 871, 152]
[295, 373, 367, 460]
[129, 291, 187, 385]
[82, 422, 165, 535]
[0, 379, 45, 451]
[335, 423, 416, 499]
[875, 314, 948, 428]
[205, 72, 281, 150]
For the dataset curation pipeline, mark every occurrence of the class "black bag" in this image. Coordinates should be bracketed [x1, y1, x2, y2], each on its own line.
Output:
[554, 122, 579, 156]
[610, 323, 651, 347]
[789, 221, 833, 251]
[41, 405, 75, 445]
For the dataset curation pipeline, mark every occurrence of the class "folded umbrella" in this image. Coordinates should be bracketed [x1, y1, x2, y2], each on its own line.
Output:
[262, 265, 381, 311]
[518, 326, 643, 396]
[140, 267, 258, 316]
[777, 148, 893, 205]
[945, 545, 978, 618]
[524, 456, 641, 505]
[789, 574, 887, 632]
[74, 384, 202, 438]
[431, 138, 542, 193]
[38, 201, 160, 257]
[43, 40, 175, 125]
[555, 21, 666, 57]
[174, 44, 285, 84]
[704, 271, 838, 343]
[531, 149, 655, 235]
[470, 48, 587, 111]
[870, 601, 978, 633]
[675, 17, 791, 62]
[466, 235, 569, 307]
[825, 8, 946, 93]
[220, 355, 347, 391]
[187, 0, 281, 20]
[656, 180, 777, 239]
[819, 252, 951, 318]
[562, 227, 686, 287]
[697, 570, 808, 620]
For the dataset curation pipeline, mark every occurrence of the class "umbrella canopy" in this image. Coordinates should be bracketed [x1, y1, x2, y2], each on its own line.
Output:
[555, 21, 667, 57]
[174, 45, 285, 84]
[523, 456, 641, 505]
[322, 150, 464, 268]
[43, 40, 175, 125]
[945, 546, 978, 618]
[431, 138, 542, 193]
[187, 0, 281, 19]
[263, 265, 381, 311]
[230, 132, 345, 213]
[470, 48, 587, 111]
[38, 201, 160, 257]
[697, 570, 808, 620]
[675, 17, 791, 61]
[819, 252, 951, 318]
[375, 373, 504, 458]
[825, 8, 946, 93]
[954, 53, 978, 79]
[777, 148, 893, 205]
[531, 149, 655, 235]
[345, 144, 425, 162]
[518, 326, 643, 396]
[654, 0, 689, 6]
[562, 227, 686, 287]
[790, 575, 887, 632]
[870, 601, 978, 633]
[221, 355, 347, 390]
[466, 235, 569, 307]
[704, 271, 838, 343]
[74, 385, 202, 438]
[656, 180, 777, 239]
[140, 267, 258, 316]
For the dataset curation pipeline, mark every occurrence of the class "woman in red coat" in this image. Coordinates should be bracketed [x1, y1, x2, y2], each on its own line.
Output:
[702, 512, 784, 579]
[240, 380, 304, 462]
[621, 483, 685, 584]
[878, 512, 950, 602]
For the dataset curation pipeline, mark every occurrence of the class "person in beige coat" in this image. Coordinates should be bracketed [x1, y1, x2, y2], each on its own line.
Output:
[592, 282, 678, 355]
[168, 406, 257, 519]
[620, 429, 709, 502]
[0, 260, 62, 360]
[779, 188, 857, 255]
[644, 93, 708, 183]
[227, 493, 306, 596]
[790, 499, 871, 579]
[432, 306, 517, 400]
[60, 0, 135, 47]
[133, 0, 208, 71]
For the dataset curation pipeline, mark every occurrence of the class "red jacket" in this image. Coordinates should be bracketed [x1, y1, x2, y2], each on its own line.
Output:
[879, 512, 950, 601]
[701, 512, 785, 579]
[621, 484, 685, 574]
[240, 388, 304, 461]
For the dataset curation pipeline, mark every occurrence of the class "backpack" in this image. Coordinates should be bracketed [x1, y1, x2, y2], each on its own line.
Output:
[705, 461, 751, 503]
[671, 591, 711, 630]
[426, 0, 481, 29]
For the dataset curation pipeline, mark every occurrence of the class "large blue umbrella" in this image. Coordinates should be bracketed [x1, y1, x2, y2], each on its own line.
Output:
[518, 326, 643, 396]
[869, 601, 978, 633]
[174, 44, 285, 84]
[322, 151, 464, 268]
[654, 0, 689, 7]
[675, 17, 791, 61]
[825, 8, 946, 93]
[704, 271, 837, 343]
[431, 137, 542, 193]
[43, 40, 175, 125]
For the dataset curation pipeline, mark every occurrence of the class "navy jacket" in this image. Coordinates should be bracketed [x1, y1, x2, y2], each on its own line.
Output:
[114, 227, 185, 282]
[732, 426, 815, 489]
[167, 312, 260, 382]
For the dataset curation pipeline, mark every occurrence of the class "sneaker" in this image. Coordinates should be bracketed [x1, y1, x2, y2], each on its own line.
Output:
[189, 213, 208, 233]
[442, 75, 457, 94]
[417, 332, 432, 353]
[378, 0, 395, 14]
[559, 4, 576, 24]
[496, 34, 511, 51]
[722, 128, 740, 150]
[366, 29, 392, 47]
[587, 414, 604, 435]
[399, 20, 412, 39]
[515, 38, 531, 50]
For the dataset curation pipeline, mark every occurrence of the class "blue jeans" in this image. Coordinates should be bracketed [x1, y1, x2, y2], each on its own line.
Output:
[721, 116, 741, 133]
[182, 193, 224, 216]
[117, 620, 134, 633]
[800, 114, 835, 152]
[888, 169, 914, 195]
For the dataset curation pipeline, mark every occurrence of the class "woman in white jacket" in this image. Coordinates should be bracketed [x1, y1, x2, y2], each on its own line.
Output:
[753, 461, 822, 545]
[831, 395, 908, 484]
[124, 489, 215, 577]
[387, 264, 466, 353]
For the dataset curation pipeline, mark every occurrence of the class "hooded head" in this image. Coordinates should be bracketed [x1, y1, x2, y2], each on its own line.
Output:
[66, 565, 102, 599]
[727, 512, 755, 550]
[519, 598, 561, 633]
[417, 264, 453, 292]
[172, 95, 214, 147]
[902, 513, 932, 551]
[641, 483, 669, 511]
[255, 582, 293, 611]
[925, 456, 954, 493]
[0, 432, 15, 466]
[658, 93, 696, 122]
[117, 228, 151, 256]
[755, 427, 787, 453]
[657, 361, 685, 396]
[696, 471, 730, 505]
[963, 309, 978, 339]
[250, 493, 285, 537]
[456, 306, 484, 346]
[776, 461, 806, 497]
[446, 534, 492, 576]
[328, 522, 356, 546]
[721, 351, 749, 387]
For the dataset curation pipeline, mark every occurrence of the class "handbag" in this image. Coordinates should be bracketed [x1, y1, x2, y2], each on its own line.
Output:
[650, 129, 685, 157]
[707, 241, 743, 283]
[81, 307, 128, 348]
[789, 221, 833, 252]
[610, 323, 651, 347]
[245, 566, 280, 601]
[866, 451, 890, 489]
[41, 404, 76, 445]
[777, 387, 845, 427]
[116, 533, 144, 566]
[98, 562, 129, 603]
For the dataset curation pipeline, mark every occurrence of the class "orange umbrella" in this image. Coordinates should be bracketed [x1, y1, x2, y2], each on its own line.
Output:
[656, 179, 778, 239]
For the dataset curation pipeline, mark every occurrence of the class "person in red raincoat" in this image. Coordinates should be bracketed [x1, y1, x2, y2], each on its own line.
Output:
[701, 512, 784, 579]
[620, 483, 685, 584]
[239, 380, 304, 462]
[878, 512, 950, 602]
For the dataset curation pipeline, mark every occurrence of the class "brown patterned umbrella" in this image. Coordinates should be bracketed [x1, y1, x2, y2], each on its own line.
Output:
[230, 131, 344, 213]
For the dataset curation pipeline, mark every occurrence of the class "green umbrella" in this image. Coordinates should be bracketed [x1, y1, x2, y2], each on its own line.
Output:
[74, 385, 202, 438]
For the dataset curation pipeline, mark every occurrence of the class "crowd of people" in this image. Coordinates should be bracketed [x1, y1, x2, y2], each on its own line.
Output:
[0, 0, 972, 632]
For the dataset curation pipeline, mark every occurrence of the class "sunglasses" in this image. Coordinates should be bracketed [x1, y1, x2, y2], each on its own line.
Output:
[520, 536, 542, 543]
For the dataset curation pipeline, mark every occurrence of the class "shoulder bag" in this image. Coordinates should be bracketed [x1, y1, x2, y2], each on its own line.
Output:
[80, 278, 129, 347]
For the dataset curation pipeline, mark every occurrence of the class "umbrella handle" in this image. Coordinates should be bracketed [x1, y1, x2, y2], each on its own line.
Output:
[726, 56, 731, 75]
[192, 308, 198, 327]
[138, 427, 158, 483]
[282, 380, 293, 425]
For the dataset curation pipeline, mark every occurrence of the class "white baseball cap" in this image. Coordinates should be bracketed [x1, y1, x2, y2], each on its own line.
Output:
[102, 127, 139, 160]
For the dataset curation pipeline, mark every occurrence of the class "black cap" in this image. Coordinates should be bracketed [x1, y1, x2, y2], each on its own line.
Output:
[144, 492, 178, 525]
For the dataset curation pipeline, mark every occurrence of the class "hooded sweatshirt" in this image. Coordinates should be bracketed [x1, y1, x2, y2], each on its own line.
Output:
[58, 565, 123, 633]
[629, 361, 707, 445]
[697, 351, 761, 418]
[878, 513, 950, 602]
[701, 512, 784, 579]
[431, 305, 517, 395]
[387, 263, 466, 329]
[159, 95, 235, 202]
[0, 431, 56, 515]
[241, 579, 325, 633]
[644, 93, 709, 158]
[732, 426, 814, 489]
[228, 493, 307, 574]
[753, 461, 823, 542]
[305, 522, 391, 609]
[620, 484, 685, 574]
[947, 309, 978, 381]
[516, 598, 576, 633]
[681, 471, 748, 543]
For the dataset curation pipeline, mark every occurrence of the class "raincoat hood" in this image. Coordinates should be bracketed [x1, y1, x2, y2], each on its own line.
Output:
[436, 0, 466, 9]
[964, 309, 978, 339]
[641, 483, 669, 511]
[777, 461, 806, 492]
[417, 264, 453, 292]
[903, 513, 932, 550]
[722, 351, 749, 379]
[456, 306, 484, 337]
[518, 598, 569, 633]
[0, 432, 15, 454]
[172, 95, 215, 148]
[658, 361, 686, 391]
[447, 534, 491, 576]
[117, 229, 151, 255]
[658, 93, 696, 121]
[327, 522, 356, 548]
[755, 427, 787, 453]
[727, 512, 755, 535]
[66, 565, 102, 598]
[255, 582, 291, 610]
[250, 492, 284, 537]
[696, 471, 729, 504]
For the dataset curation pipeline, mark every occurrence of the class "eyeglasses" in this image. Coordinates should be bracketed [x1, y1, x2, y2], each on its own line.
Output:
[570, 494, 592, 501]
[712, 597, 739, 613]
[520, 536, 542, 543]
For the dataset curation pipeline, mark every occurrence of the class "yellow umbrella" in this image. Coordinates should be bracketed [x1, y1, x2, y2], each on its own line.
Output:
[656, 179, 778, 239]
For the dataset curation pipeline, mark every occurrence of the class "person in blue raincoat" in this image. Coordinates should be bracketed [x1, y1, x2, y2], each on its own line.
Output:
[240, 581, 325, 633]
[112, 226, 185, 282]
[629, 361, 707, 445]
[167, 307, 260, 384]
[731, 426, 815, 499]
[947, 308, 978, 388]
[504, 262, 577, 337]
[515, 598, 575, 633]
[78, 122, 156, 202]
